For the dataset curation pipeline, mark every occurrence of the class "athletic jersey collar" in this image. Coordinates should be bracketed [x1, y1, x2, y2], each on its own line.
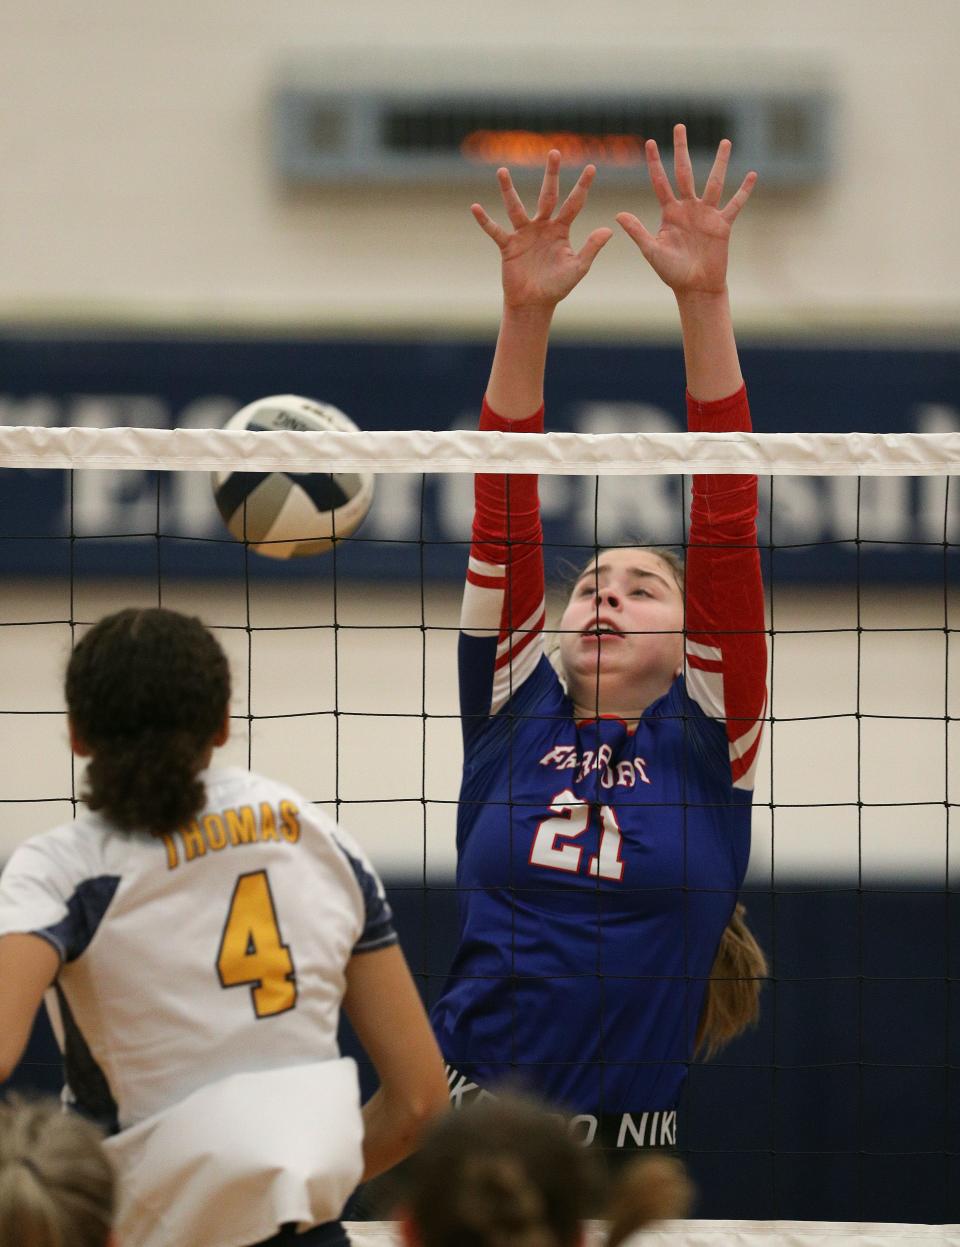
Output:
[573, 676, 679, 732]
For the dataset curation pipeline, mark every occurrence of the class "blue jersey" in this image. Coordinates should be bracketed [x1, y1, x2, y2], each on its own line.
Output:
[430, 389, 767, 1115]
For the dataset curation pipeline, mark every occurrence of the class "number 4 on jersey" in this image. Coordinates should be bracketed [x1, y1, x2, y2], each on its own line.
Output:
[217, 870, 297, 1017]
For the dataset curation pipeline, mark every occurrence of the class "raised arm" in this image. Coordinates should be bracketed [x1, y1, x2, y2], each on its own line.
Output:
[616, 124, 755, 401]
[476, 151, 612, 418]
[618, 126, 767, 789]
[460, 156, 611, 739]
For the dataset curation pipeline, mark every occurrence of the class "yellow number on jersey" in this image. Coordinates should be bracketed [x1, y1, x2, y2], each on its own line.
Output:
[216, 870, 297, 1017]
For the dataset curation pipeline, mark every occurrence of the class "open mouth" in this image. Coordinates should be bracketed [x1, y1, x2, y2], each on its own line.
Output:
[582, 623, 623, 639]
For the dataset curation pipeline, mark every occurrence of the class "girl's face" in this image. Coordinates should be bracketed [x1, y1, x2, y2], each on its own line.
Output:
[558, 548, 685, 715]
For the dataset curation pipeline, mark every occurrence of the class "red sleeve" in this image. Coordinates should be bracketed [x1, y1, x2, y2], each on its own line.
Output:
[684, 386, 768, 790]
[458, 399, 546, 718]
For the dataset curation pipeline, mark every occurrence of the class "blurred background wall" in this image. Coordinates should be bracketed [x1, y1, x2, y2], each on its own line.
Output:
[1, 0, 958, 333]
[1, 0, 958, 1225]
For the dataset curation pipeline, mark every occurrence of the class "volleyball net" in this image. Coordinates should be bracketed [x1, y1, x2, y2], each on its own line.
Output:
[0, 423, 957, 1241]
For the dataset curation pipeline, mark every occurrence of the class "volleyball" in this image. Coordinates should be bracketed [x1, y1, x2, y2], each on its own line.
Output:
[212, 395, 375, 558]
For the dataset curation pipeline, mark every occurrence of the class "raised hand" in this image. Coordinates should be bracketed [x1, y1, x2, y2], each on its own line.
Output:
[472, 150, 613, 310]
[616, 124, 756, 298]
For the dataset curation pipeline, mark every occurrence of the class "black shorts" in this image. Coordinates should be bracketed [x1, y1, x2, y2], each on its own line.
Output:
[445, 1064, 678, 1152]
[251, 1220, 349, 1247]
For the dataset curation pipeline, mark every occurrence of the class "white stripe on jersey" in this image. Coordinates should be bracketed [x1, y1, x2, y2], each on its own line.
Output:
[495, 602, 546, 662]
[460, 579, 505, 636]
[685, 663, 725, 721]
[467, 555, 504, 581]
[685, 639, 723, 663]
[730, 699, 767, 791]
[491, 625, 544, 714]
[685, 650, 766, 791]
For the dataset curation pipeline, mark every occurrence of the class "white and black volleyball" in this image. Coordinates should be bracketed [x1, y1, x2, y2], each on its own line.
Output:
[212, 395, 374, 559]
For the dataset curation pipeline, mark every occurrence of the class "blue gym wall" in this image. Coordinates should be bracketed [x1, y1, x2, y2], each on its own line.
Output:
[0, 332, 958, 584]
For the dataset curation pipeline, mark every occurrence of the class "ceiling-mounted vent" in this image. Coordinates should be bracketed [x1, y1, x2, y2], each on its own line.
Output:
[273, 88, 831, 186]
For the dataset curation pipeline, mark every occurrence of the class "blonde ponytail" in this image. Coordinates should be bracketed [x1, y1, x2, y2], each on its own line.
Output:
[0, 1098, 114, 1247]
[695, 902, 767, 1060]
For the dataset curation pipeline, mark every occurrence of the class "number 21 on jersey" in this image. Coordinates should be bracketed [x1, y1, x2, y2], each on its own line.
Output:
[529, 789, 625, 881]
[217, 870, 297, 1017]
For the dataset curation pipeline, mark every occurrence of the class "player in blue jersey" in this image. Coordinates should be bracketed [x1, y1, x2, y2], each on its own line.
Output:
[430, 125, 768, 1153]
[0, 607, 448, 1247]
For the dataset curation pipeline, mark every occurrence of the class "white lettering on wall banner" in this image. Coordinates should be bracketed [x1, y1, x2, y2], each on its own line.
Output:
[0, 389, 957, 577]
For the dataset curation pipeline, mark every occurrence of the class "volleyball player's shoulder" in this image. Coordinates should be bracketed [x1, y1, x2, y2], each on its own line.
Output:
[2, 811, 108, 886]
[0, 812, 113, 945]
[206, 766, 356, 852]
[206, 765, 310, 813]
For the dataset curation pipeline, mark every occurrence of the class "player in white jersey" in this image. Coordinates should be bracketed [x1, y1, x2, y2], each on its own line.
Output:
[0, 607, 448, 1247]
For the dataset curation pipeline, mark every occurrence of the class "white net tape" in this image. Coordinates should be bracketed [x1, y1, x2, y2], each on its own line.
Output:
[0, 424, 959, 475]
[344, 1221, 960, 1246]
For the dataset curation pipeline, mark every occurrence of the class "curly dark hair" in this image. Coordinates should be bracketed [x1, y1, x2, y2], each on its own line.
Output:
[65, 608, 231, 836]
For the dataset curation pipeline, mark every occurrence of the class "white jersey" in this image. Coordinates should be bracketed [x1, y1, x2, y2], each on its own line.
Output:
[0, 766, 397, 1247]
